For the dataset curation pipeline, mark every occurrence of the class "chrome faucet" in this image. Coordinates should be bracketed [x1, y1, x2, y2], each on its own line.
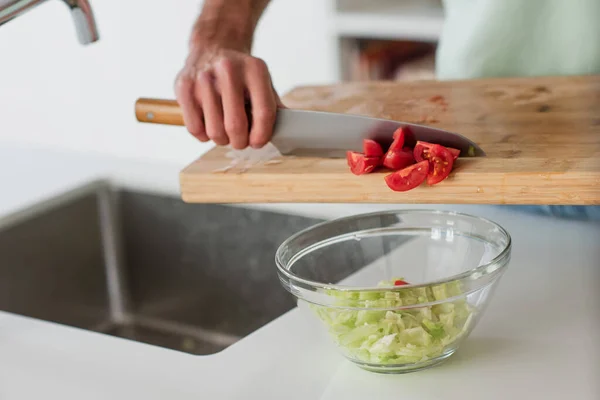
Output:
[0, 0, 99, 45]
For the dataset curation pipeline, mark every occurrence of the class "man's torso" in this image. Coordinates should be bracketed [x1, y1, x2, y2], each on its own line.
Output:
[435, 0, 600, 80]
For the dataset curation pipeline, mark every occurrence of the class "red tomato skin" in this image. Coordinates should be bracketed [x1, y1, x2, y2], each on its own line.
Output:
[388, 127, 406, 152]
[382, 149, 414, 170]
[447, 147, 461, 160]
[413, 141, 432, 162]
[426, 144, 454, 185]
[346, 151, 380, 175]
[394, 279, 409, 286]
[414, 141, 460, 162]
[384, 160, 429, 192]
[392, 127, 406, 141]
[346, 151, 353, 167]
[363, 139, 384, 158]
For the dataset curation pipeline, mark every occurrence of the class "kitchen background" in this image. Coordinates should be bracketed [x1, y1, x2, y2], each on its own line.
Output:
[0, 0, 443, 165]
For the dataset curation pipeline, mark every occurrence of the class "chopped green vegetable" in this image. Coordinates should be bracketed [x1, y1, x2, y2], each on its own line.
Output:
[311, 278, 474, 365]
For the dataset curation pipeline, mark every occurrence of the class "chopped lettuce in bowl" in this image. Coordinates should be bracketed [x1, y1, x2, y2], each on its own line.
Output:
[309, 279, 475, 371]
[275, 209, 512, 373]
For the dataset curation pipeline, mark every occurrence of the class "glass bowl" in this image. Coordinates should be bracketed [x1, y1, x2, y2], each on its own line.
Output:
[275, 210, 511, 374]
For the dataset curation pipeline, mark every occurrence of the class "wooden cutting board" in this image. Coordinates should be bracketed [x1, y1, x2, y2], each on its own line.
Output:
[179, 75, 600, 205]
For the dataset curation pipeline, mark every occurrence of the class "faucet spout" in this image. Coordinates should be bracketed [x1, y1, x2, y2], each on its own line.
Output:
[62, 0, 99, 44]
[0, 0, 99, 45]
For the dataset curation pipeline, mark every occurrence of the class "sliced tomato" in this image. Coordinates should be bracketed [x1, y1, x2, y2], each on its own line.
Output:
[414, 141, 460, 162]
[413, 141, 433, 162]
[426, 144, 454, 185]
[392, 127, 406, 141]
[346, 151, 380, 175]
[394, 279, 409, 286]
[382, 148, 414, 170]
[447, 147, 461, 160]
[388, 127, 406, 152]
[384, 160, 429, 192]
[363, 139, 384, 157]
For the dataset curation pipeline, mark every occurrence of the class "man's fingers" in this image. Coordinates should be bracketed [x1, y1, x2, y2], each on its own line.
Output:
[174, 74, 208, 142]
[176, 51, 279, 149]
[244, 58, 277, 148]
[215, 58, 248, 150]
[196, 71, 228, 146]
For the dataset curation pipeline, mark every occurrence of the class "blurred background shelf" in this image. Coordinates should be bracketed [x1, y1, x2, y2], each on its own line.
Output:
[339, 37, 437, 81]
[333, 0, 443, 83]
[334, 0, 444, 41]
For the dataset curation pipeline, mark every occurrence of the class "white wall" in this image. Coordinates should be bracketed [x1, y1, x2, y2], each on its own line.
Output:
[0, 0, 336, 164]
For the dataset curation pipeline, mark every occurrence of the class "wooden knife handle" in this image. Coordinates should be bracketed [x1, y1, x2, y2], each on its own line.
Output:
[135, 98, 184, 126]
[135, 97, 254, 128]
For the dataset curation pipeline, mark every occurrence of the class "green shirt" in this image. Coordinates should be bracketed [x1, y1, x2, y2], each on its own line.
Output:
[435, 0, 600, 80]
[435, 0, 600, 220]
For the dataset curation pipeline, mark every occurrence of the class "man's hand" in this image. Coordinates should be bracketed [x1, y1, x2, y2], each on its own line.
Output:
[174, 0, 282, 150]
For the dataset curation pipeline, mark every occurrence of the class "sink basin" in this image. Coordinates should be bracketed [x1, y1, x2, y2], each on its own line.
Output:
[0, 180, 322, 355]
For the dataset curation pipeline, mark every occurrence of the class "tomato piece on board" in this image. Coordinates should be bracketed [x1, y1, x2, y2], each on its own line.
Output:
[382, 148, 415, 170]
[394, 279, 409, 286]
[388, 127, 406, 152]
[413, 141, 434, 162]
[346, 151, 380, 175]
[392, 127, 406, 141]
[426, 144, 454, 185]
[384, 160, 429, 192]
[414, 141, 460, 162]
[446, 147, 460, 160]
[363, 139, 384, 157]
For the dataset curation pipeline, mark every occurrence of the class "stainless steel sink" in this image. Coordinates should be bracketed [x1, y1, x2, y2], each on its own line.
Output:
[0, 180, 323, 355]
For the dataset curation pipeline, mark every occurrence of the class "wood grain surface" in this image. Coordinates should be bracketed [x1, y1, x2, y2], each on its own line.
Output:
[179, 75, 600, 205]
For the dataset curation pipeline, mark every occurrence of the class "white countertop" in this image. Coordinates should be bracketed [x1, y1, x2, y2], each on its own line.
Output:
[1, 143, 599, 399]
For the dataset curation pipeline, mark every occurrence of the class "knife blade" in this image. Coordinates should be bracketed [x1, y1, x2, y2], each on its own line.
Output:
[134, 98, 486, 157]
[270, 108, 486, 157]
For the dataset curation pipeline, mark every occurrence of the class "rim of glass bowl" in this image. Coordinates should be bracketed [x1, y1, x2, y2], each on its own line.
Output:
[275, 209, 512, 309]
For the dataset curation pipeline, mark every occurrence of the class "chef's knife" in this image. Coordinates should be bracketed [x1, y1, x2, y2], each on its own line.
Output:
[134, 98, 486, 157]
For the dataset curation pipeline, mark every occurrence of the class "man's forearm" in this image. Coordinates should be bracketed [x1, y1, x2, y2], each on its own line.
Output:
[190, 0, 271, 52]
